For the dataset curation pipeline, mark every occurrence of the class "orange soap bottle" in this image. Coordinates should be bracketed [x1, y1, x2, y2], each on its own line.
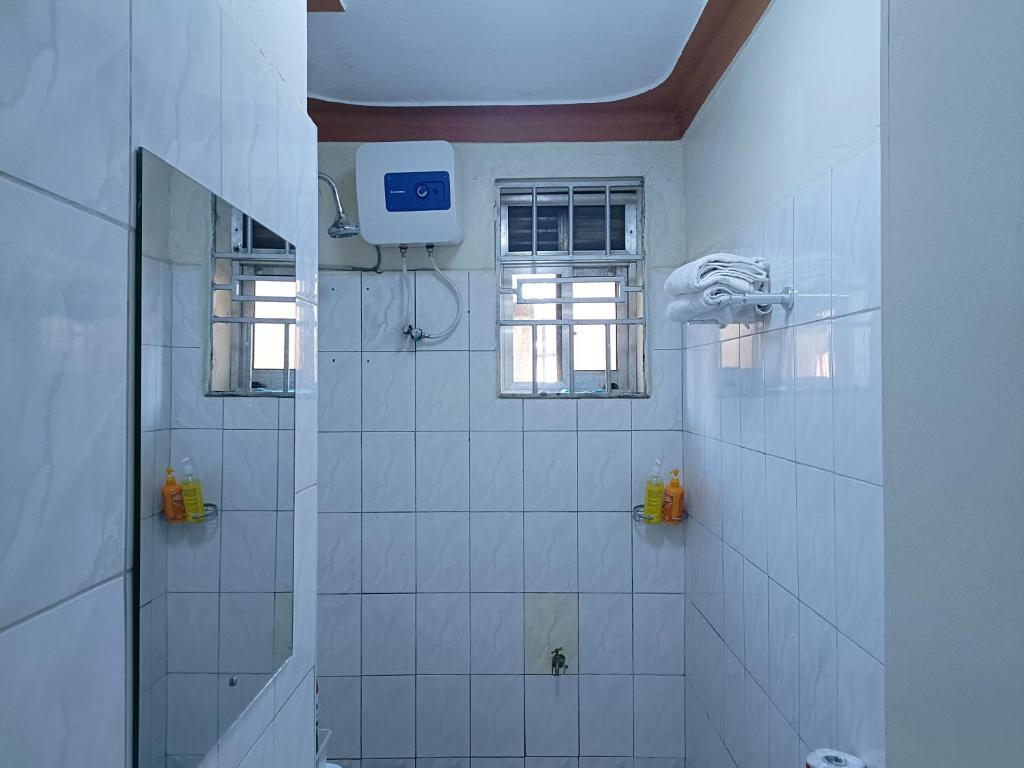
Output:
[662, 469, 685, 523]
[161, 466, 185, 521]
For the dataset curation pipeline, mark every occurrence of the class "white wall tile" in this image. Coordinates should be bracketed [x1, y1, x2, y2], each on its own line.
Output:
[831, 141, 881, 317]
[740, 448, 768, 571]
[318, 514, 362, 593]
[469, 351, 523, 430]
[319, 272, 362, 352]
[362, 432, 415, 511]
[742, 673, 769, 768]
[525, 676, 579, 757]
[220, 14, 278, 231]
[798, 605, 838, 751]
[132, 0, 221, 194]
[767, 581, 799, 728]
[0, 0, 130, 220]
[0, 579, 126, 766]
[418, 675, 471, 757]
[319, 431, 361, 512]
[720, 441, 743, 550]
[417, 432, 471, 511]
[171, 263, 207, 349]
[579, 593, 633, 674]
[471, 593, 524, 674]
[700, 437, 724, 537]
[167, 518, 220, 592]
[633, 524, 685, 594]
[470, 432, 524, 511]
[524, 513, 579, 592]
[648, 268, 685, 351]
[764, 457, 798, 596]
[632, 350, 683, 431]
[362, 272, 415, 352]
[468, 271, 498, 351]
[223, 397, 279, 430]
[763, 196, 795, 331]
[768, 702, 800, 768]
[793, 321, 834, 470]
[524, 593, 578, 675]
[577, 431, 631, 511]
[0, 183, 128, 627]
[633, 594, 685, 675]
[417, 513, 471, 591]
[319, 352, 362, 431]
[835, 477, 884, 661]
[837, 635, 885, 768]
[362, 513, 416, 593]
[167, 673, 219, 755]
[416, 270, 470, 351]
[579, 676, 633, 757]
[634, 676, 686, 758]
[470, 512, 524, 592]
[219, 592, 275, 673]
[577, 513, 632, 593]
[363, 676, 416, 757]
[220, 511, 277, 593]
[739, 334, 765, 451]
[362, 594, 416, 675]
[319, 676, 361, 758]
[832, 310, 882, 485]
[721, 545, 745, 661]
[471, 675, 525, 756]
[317, 594, 361, 676]
[417, 351, 471, 430]
[719, 338, 742, 446]
[524, 400, 578, 431]
[524, 431, 578, 512]
[362, 352, 416, 431]
[167, 592, 220, 672]
[763, 327, 795, 460]
[742, 562, 770, 698]
[417, 593, 471, 674]
[577, 399, 632, 431]
[793, 172, 832, 324]
[223, 429, 279, 510]
[796, 465, 837, 623]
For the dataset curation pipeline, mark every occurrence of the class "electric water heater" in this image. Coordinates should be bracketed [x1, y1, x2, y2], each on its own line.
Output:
[355, 140, 463, 246]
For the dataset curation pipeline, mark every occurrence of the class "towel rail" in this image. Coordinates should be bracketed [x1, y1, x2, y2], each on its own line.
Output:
[686, 286, 795, 326]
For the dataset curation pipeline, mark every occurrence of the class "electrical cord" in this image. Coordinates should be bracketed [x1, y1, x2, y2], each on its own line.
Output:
[400, 244, 463, 342]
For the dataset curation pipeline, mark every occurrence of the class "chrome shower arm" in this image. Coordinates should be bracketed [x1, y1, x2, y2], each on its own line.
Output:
[317, 172, 344, 218]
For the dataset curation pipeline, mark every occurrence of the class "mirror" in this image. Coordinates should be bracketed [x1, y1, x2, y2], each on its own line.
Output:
[135, 150, 295, 766]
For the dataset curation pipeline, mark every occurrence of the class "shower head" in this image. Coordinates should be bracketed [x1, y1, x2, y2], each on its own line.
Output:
[317, 172, 360, 239]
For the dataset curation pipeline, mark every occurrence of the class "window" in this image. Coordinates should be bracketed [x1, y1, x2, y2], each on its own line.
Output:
[209, 207, 296, 396]
[497, 179, 647, 397]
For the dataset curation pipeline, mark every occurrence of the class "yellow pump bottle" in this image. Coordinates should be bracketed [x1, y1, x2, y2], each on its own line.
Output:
[161, 467, 185, 521]
[180, 456, 206, 522]
[643, 459, 665, 525]
[663, 469, 685, 524]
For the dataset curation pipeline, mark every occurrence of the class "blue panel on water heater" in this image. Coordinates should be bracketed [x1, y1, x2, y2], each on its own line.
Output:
[384, 171, 452, 212]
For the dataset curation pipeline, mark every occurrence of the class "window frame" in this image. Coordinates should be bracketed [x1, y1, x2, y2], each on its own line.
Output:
[495, 178, 648, 399]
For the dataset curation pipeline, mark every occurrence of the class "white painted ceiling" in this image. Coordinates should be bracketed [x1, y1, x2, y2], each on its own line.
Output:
[308, 0, 708, 107]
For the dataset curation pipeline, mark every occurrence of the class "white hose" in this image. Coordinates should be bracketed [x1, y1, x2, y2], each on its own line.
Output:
[400, 246, 463, 342]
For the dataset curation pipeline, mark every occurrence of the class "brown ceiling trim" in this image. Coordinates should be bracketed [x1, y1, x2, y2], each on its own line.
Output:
[308, 0, 345, 12]
[309, 0, 768, 142]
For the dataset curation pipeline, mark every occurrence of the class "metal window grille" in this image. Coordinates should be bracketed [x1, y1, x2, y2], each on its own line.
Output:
[496, 179, 647, 398]
[209, 208, 297, 396]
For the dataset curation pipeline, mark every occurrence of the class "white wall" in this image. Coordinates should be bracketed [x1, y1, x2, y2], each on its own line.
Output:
[317, 141, 686, 271]
[679, 1, 884, 766]
[314, 266, 688, 765]
[0, 1, 319, 766]
[883, 1, 1024, 765]
[682, 0, 880, 260]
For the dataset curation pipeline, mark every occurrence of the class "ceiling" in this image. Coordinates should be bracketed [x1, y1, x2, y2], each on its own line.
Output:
[308, 0, 708, 107]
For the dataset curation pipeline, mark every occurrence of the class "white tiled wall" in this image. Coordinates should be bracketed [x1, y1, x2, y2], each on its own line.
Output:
[0, 1, 317, 766]
[316, 267, 688, 767]
[681, 140, 884, 768]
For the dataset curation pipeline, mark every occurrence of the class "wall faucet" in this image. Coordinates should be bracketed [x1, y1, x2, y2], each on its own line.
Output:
[551, 647, 568, 676]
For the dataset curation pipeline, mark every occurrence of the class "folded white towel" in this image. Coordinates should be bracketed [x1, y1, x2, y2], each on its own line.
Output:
[664, 252, 769, 296]
[664, 283, 773, 328]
